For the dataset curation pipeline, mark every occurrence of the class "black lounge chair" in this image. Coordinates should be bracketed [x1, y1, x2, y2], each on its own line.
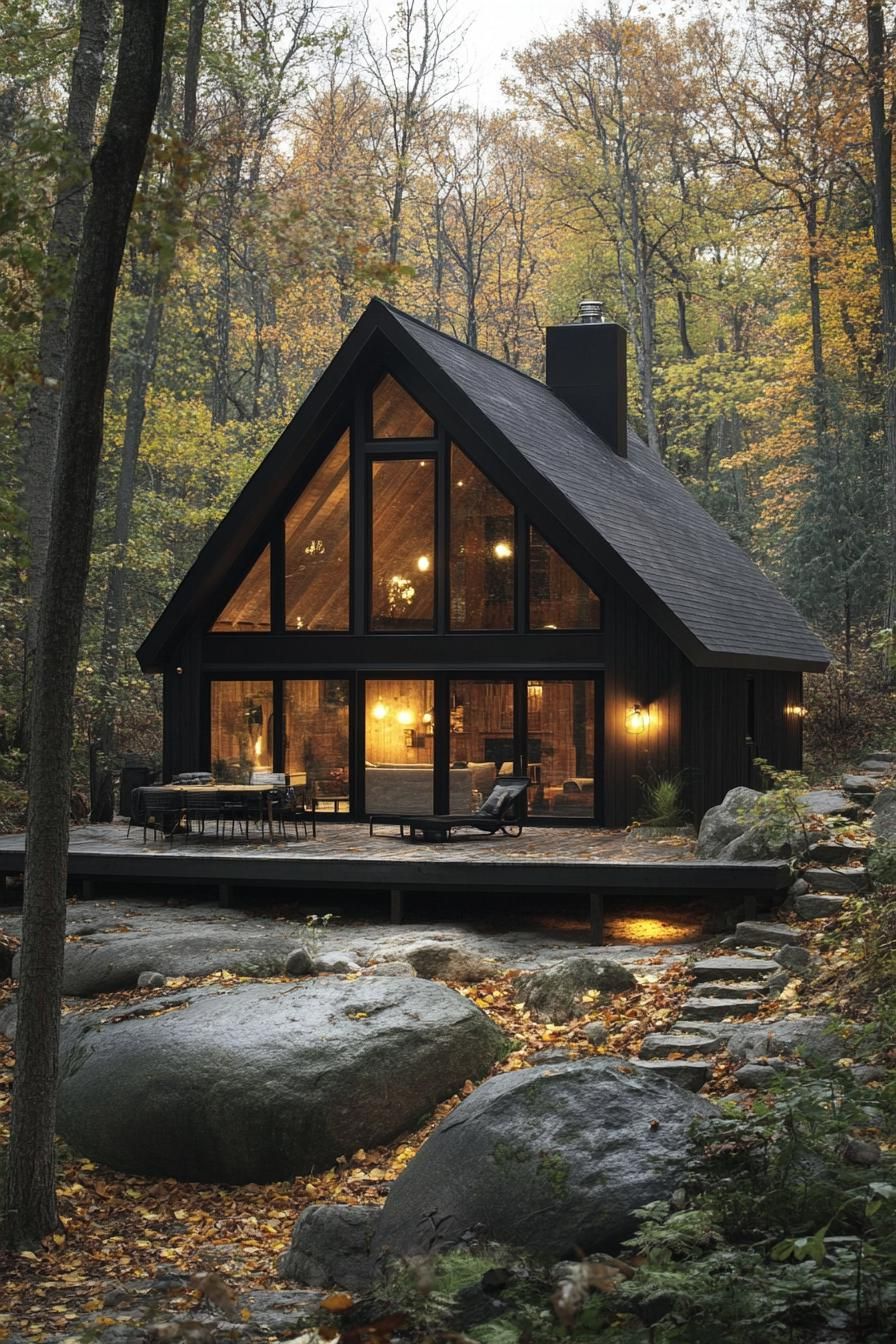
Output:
[369, 776, 531, 841]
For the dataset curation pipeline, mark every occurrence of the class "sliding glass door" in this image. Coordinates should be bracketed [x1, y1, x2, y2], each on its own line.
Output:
[361, 673, 598, 821]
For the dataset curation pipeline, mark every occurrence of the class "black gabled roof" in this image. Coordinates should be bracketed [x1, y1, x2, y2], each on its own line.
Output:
[138, 297, 830, 672]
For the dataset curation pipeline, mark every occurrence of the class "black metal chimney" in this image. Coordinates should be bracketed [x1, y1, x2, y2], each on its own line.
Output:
[545, 299, 628, 458]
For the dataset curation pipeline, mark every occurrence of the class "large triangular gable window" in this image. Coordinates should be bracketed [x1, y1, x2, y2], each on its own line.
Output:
[211, 546, 271, 632]
[371, 373, 436, 440]
[285, 430, 350, 631]
[529, 526, 601, 630]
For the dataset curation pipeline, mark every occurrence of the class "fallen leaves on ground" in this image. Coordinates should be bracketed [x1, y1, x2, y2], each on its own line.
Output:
[0, 958, 692, 1338]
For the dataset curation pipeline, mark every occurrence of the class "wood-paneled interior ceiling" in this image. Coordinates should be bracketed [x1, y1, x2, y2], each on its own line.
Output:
[285, 431, 350, 631]
[371, 372, 436, 439]
[212, 546, 271, 633]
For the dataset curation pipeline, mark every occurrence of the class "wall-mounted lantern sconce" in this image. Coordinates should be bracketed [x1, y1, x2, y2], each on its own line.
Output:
[625, 703, 649, 735]
[175, 666, 184, 675]
[785, 704, 808, 719]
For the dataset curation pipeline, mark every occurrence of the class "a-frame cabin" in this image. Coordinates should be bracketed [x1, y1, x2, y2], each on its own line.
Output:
[137, 298, 830, 828]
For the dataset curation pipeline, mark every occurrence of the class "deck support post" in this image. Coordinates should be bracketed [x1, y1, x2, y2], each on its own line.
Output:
[81, 878, 95, 901]
[218, 883, 234, 908]
[742, 891, 758, 921]
[589, 891, 604, 945]
[390, 888, 404, 924]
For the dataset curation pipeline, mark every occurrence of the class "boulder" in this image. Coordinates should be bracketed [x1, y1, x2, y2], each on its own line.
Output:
[774, 945, 810, 970]
[284, 947, 313, 977]
[312, 951, 361, 974]
[11, 923, 304, 997]
[805, 868, 868, 894]
[582, 1020, 608, 1045]
[696, 787, 761, 859]
[279, 1204, 381, 1291]
[726, 1016, 843, 1064]
[520, 957, 636, 1022]
[400, 943, 496, 983]
[872, 787, 896, 840]
[795, 893, 847, 920]
[370, 1060, 715, 1262]
[734, 921, 802, 948]
[55, 978, 506, 1183]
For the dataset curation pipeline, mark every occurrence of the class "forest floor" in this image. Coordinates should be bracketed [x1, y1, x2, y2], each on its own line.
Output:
[0, 892, 889, 1342]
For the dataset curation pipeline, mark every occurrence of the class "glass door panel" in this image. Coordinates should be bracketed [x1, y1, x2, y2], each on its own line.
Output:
[364, 678, 434, 814]
[283, 679, 350, 799]
[526, 679, 595, 818]
[448, 679, 515, 814]
[210, 680, 274, 781]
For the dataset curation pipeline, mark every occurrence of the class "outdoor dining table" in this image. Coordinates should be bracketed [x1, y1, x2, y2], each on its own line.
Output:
[143, 783, 279, 843]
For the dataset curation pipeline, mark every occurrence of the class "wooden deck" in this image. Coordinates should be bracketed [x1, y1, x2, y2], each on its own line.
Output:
[0, 823, 791, 944]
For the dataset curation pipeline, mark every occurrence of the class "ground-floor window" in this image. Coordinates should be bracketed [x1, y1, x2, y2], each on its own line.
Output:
[206, 672, 599, 820]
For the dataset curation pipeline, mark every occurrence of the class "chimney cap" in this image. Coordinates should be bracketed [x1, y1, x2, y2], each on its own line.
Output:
[577, 298, 604, 324]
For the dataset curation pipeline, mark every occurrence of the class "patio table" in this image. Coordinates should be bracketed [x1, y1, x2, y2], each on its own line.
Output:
[137, 784, 278, 843]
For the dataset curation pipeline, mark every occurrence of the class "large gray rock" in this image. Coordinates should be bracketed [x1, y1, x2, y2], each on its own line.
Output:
[399, 943, 496, 983]
[55, 978, 506, 1183]
[279, 1204, 381, 1291]
[726, 1016, 843, 1063]
[370, 1060, 715, 1262]
[842, 776, 879, 796]
[696, 786, 807, 861]
[872, 787, 896, 840]
[696, 787, 761, 859]
[520, 957, 636, 1022]
[12, 923, 304, 997]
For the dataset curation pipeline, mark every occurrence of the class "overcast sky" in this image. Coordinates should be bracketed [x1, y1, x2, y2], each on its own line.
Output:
[362, 0, 591, 107]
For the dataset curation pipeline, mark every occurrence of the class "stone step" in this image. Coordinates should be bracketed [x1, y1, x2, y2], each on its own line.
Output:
[795, 893, 848, 920]
[695, 980, 770, 1000]
[669, 1020, 736, 1040]
[805, 867, 868, 894]
[693, 956, 778, 981]
[630, 1059, 710, 1092]
[842, 776, 880, 796]
[680, 997, 763, 1022]
[640, 1032, 725, 1060]
[734, 921, 803, 948]
[807, 840, 871, 864]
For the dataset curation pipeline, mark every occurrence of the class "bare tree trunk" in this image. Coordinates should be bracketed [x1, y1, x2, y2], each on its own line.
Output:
[23, 0, 111, 675]
[94, 0, 206, 784]
[867, 0, 896, 621]
[2, 0, 168, 1250]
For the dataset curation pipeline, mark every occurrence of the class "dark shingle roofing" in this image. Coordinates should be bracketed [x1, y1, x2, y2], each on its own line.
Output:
[385, 303, 830, 669]
[138, 297, 830, 671]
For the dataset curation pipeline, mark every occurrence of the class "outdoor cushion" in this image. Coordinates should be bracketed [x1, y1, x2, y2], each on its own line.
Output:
[478, 784, 517, 818]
